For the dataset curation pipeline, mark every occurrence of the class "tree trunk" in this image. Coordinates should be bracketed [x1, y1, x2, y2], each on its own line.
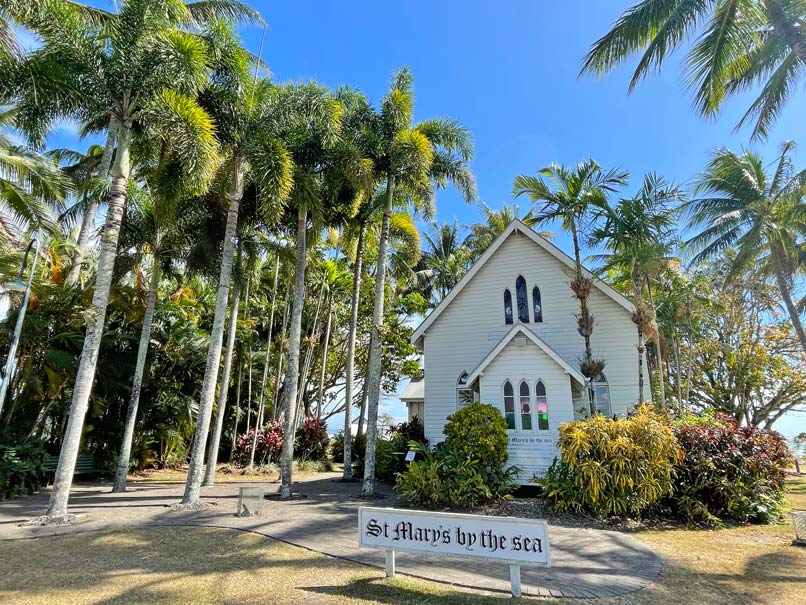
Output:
[272, 285, 292, 421]
[672, 330, 683, 406]
[45, 123, 132, 521]
[317, 247, 341, 420]
[279, 205, 308, 499]
[362, 176, 395, 497]
[646, 276, 666, 409]
[342, 221, 366, 479]
[228, 349, 244, 460]
[66, 119, 118, 288]
[250, 252, 280, 467]
[570, 224, 598, 416]
[203, 281, 241, 486]
[685, 293, 694, 409]
[631, 263, 645, 403]
[771, 242, 806, 355]
[112, 258, 160, 492]
[763, 0, 806, 63]
[295, 286, 323, 421]
[181, 159, 243, 505]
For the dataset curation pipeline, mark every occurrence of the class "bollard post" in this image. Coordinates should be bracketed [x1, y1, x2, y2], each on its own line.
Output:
[385, 549, 396, 577]
[509, 564, 521, 598]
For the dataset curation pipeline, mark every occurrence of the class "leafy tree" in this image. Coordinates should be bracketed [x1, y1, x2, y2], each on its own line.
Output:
[465, 202, 551, 260]
[581, 0, 806, 139]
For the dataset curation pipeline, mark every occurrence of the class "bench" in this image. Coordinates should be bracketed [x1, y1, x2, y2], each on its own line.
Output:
[43, 453, 99, 477]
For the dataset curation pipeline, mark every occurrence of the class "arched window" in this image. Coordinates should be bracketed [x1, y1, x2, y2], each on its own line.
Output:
[516, 276, 529, 323]
[519, 381, 532, 430]
[535, 380, 549, 430]
[504, 289, 513, 325]
[532, 286, 543, 322]
[456, 371, 473, 409]
[503, 381, 515, 430]
[594, 373, 611, 416]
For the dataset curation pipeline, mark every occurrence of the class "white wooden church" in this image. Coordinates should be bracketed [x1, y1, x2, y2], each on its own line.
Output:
[401, 219, 642, 481]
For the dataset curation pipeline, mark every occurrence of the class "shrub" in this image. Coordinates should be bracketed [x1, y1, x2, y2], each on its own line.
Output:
[395, 406, 516, 508]
[294, 419, 329, 462]
[233, 421, 284, 466]
[536, 404, 683, 518]
[671, 414, 792, 525]
[330, 430, 369, 464]
[353, 418, 426, 482]
[0, 434, 47, 500]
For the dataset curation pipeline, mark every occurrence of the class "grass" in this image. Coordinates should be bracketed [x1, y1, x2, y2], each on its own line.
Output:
[0, 477, 804, 604]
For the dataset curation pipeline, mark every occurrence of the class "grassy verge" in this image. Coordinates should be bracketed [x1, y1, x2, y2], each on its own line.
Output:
[0, 477, 803, 605]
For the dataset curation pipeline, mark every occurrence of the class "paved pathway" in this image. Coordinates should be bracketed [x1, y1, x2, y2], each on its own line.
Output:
[0, 474, 661, 599]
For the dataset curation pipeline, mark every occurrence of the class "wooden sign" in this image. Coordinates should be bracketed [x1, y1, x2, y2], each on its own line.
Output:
[358, 507, 550, 597]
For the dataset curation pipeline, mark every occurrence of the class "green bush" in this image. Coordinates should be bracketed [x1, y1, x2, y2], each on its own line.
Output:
[535, 404, 683, 518]
[0, 433, 47, 500]
[671, 413, 792, 525]
[395, 403, 516, 508]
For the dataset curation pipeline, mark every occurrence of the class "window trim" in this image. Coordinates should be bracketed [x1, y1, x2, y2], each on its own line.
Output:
[504, 289, 513, 325]
[593, 372, 612, 417]
[535, 379, 549, 431]
[502, 380, 516, 431]
[515, 275, 530, 323]
[518, 379, 534, 432]
[532, 285, 543, 323]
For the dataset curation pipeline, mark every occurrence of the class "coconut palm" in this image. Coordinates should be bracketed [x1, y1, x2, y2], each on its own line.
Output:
[590, 174, 684, 404]
[10, 0, 233, 522]
[513, 159, 627, 415]
[414, 220, 471, 305]
[685, 142, 806, 355]
[465, 202, 551, 260]
[362, 68, 477, 497]
[0, 108, 67, 242]
[581, 0, 806, 140]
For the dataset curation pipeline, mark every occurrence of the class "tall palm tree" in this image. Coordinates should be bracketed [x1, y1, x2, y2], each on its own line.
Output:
[685, 142, 806, 355]
[112, 182, 202, 492]
[513, 159, 627, 415]
[362, 68, 477, 497]
[591, 174, 684, 404]
[581, 0, 806, 140]
[10, 0, 229, 522]
[465, 202, 551, 260]
[414, 220, 471, 305]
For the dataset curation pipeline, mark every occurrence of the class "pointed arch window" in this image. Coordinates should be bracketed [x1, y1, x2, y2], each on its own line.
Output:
[535, 380, 549, 430]
[532, 286, 543, 322]
[504, 289, 513, 325]
[594, 373, 611, 417]
[503, 381, 516, 430]
[516, 276, 529, 323]
[519, 381, 533, 430]
[456, 371, 473, 409]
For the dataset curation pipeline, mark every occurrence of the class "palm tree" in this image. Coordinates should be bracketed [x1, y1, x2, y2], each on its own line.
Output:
[465, 202, 551, 260]
[413, 220, 470, 306]
[685, 142, 806, 355]
[591, 174, 684, 404]
[10, 1, 230, 522]
[0, 108, 67, 242]
[362, 68, 477, 497]
[581, 0, 806, 140]
[112, 182, 202, 492]
[513, 159, 627, 415]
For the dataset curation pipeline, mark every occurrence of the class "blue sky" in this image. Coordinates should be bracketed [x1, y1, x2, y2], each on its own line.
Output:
[43, 1, 806, 434]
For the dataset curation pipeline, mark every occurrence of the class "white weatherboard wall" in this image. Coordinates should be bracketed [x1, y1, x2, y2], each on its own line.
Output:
[478, 340, 574, 481]
[420, 228, 640, 476]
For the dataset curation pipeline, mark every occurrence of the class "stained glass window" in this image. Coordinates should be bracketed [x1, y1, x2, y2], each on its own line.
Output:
[532, 286, 543, 322]
[503, 381, 515, 430]
[516, 276, 529, 323]
[536, 380, 549, 430]
[594, 373, 611, 416]
[519, 381, 532, 430]
[504, 289, 513, 325]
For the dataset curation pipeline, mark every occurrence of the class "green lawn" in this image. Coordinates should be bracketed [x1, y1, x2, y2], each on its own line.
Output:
[0, 476, 803, 605]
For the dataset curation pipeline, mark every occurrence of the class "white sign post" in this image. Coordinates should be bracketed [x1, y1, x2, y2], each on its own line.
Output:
[358, 507, 550, 597]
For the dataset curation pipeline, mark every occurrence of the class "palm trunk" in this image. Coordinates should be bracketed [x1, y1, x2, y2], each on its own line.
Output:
[250, 252, 280, 467]
[279, 205, 308, 499]
[646, 276, 666, 410]
[181, 158, 243, 505]
[631, 264, 645, 403]
[228, 350, 244, 460]
[296, 287, 323, 421]
[317, 245, 341, 420]
[66, 119, 118, 288]
[203, 281, 241, 486]
[357, 380, 368, 436]
[112, 258, 160, 492]
[362, 175, 395, 497]
[672, 330, 683, 406]
[685, 294, 694, 408]
[763, 0, 806, 63]
[272, 284, 292, 421]
[45, 123, 131, 521]
[771, 242, 806, 355]
[342, 222, 365, 479]
[570, 225, 597, 416]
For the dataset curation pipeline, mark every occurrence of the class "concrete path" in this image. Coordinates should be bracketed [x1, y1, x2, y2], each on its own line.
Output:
[0, 474, 661, 599]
